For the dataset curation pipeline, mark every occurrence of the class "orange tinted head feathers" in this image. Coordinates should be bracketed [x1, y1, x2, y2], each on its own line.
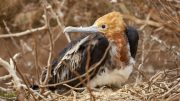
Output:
[93, 12, 126, 37]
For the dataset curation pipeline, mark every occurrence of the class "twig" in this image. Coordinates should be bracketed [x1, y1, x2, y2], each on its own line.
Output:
[62, 84, 85, 90]
[0, 57, 22, 91]
[139, 11, 152, 30]
[29, 88, 49, 101]
[11, 56, 38, 101]
[122, 14, 180, 32]
[43, 0, 71, 43]
[42, 6, 53, 85]
[166, 93, 180, 101]
[0, 56, 37, 101]
[0, 54, 52, 100]
[149, 71, 164, 84]
[151, 35, 180, 59]
[157, 82, 179, 98]
[85, 45, 91, 84]
[0, 75, 12, 81]
[72, 91, 77, 101]
[33, 36, 41, 84]
[85, 43, 95, 101]
[0, 24, 47, 38]
[3, 20, 20, 49]
[48, 0, 71, 43]
[0, 87, 12, 92]
[135, 31, 145, 84]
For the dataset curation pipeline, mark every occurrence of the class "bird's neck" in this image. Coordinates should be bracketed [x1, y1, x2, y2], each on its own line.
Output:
[108, 33, 129, 63]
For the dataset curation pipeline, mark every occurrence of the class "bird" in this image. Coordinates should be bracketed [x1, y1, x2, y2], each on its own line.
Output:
[42, 12, 139, 91]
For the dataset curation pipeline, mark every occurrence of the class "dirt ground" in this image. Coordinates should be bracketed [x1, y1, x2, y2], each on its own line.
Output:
[0, 0, 179, 101]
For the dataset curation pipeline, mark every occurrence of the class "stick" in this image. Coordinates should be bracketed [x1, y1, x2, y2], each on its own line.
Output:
[122, 14, 180, 33]
[0, 25, 47, 38]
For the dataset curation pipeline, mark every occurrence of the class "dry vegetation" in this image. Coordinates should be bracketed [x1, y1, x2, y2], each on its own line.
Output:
[0, 0, 179, 101]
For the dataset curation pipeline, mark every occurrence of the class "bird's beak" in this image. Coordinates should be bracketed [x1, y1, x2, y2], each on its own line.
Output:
[63, 26, 99, 33]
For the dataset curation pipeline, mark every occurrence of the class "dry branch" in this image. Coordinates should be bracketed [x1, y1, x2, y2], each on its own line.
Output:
[151, 35, 180, 59]
[0, 87, 12, 92]
[0, 55, 52, 100]
[0, 25, 47, 38]
[0, 75, 11, 81]
[42, 6, 53, 86]
[3, 20, 20, 49]
[122, 14, 180, 33]
[0, 56, 24, 91]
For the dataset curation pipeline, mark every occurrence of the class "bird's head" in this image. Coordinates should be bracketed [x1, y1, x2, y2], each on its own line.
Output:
[93, 12, 125, 37]
[64, 12, 126, 39]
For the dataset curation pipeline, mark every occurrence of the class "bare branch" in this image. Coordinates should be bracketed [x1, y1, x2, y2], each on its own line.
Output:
[0, 54, 39, 100]
[42, 6, 53, 85]
[3, 20, 20, 49]
[123, 14, 180, 33]
[0, 57, 22, 91]
[151, 35, 180, 59]
[0, 25, 47, 38]
[0, 87, 12, 92]
[62, 84, 85, 91]
[0, 75, 12, 81]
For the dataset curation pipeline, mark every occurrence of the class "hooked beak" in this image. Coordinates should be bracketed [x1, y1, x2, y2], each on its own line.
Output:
[63, 26, 99, 33]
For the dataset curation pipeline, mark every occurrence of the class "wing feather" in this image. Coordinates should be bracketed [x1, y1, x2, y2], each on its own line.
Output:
[53, 35, 90, 75]
[47, 33, 109, 88]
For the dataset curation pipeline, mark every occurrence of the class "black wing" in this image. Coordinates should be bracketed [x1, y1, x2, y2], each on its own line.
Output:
[46, 33, 109, 89]
[125, 26, 139, 58]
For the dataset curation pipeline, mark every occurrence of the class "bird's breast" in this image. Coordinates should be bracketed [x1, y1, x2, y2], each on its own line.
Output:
[88, 57, 135, 88]
[108, 33, 129, 64]
[109, 42, 129, 69]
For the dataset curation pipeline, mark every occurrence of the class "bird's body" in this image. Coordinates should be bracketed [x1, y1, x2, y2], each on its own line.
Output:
[49, 33, 109, 88]
[42, 12, 139, 90]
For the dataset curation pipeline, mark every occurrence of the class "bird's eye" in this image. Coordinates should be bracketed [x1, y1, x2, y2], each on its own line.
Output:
[101, 24, 106, 29]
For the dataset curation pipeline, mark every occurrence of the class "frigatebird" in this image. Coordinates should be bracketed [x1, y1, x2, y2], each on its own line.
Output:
[42, 12, 139, 90]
